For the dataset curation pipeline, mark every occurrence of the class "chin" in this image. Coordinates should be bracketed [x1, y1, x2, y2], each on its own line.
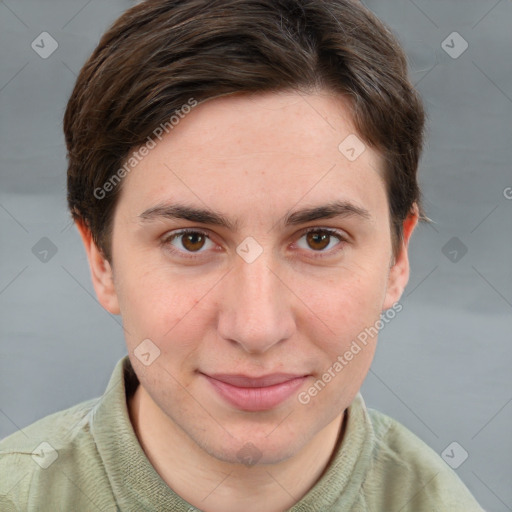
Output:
[191, 422, 312, 467]
[205, 439, 299, 467]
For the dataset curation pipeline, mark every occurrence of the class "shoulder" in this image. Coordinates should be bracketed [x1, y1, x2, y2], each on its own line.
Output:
[0, 396, 99, 456]
[0, 397, 115, 511]
[362, 407, 484, 512]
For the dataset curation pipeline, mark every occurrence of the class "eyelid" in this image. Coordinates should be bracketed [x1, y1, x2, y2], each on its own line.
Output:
[161, 226, 348, 260]
[298, 226, 346, 239]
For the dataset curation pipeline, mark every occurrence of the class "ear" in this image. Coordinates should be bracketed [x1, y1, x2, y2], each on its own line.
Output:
[382, 205, 419, 310]
[75, 219, 120, 315]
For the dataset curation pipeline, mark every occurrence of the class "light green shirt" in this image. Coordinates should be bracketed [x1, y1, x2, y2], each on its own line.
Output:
[0, 355, 484, 511]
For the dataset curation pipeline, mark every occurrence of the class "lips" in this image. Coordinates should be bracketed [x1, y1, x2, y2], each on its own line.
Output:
[201, 372, 310, 411]
[205, 373, 307, 387]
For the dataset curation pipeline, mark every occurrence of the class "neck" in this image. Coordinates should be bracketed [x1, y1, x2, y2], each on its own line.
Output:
[128, 384, 346, 512]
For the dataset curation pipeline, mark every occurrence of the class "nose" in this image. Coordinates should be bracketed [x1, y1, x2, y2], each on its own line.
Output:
[216, 250, 295, 354]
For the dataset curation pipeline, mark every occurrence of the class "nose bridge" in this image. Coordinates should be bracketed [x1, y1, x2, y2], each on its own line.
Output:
[236, 252, 278, 308]
[217, 248, 294, 353]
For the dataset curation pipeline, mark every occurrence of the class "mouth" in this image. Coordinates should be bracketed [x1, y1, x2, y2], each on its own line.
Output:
[200, 372, 310, 411]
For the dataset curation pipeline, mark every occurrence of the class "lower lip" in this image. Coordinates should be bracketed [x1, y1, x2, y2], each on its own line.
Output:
[202, 375, 308, 411]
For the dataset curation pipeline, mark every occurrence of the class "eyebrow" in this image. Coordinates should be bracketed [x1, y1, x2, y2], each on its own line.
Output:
[138, 200, 371, 230]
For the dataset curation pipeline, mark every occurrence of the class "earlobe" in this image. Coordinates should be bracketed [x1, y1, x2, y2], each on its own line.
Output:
[382, 206, 419, 310]
[75, 219, 121, 315]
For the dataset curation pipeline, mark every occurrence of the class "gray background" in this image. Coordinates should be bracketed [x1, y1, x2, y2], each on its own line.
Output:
[0, 0, 511, 510]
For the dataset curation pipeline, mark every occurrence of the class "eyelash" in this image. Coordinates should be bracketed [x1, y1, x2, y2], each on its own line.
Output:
[161, 227, 347, 261]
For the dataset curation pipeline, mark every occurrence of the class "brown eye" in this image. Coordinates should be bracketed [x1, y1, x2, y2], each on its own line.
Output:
[163, 229, 215, 257]
[181, 232, 206, 252]
[296, 228, 344, 255]
[306, 231, 331, 251]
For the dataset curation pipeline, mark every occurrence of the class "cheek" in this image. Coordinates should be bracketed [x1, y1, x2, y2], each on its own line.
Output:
[300, 272, 384, 410]
[300, 259, 389, 381]
[114, 255, 207, 347]
[308, 261, 388, 331]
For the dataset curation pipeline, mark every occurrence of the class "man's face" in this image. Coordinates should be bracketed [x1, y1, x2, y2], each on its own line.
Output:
[83, 90, 412, 465]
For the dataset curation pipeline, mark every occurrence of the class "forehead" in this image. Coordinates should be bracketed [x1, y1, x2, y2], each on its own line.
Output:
[115, 90, 387, 224]
[154, 90, 370, 159]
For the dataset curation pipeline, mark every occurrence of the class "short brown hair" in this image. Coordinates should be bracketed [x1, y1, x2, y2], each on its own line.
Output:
[64, 0, 426, 263]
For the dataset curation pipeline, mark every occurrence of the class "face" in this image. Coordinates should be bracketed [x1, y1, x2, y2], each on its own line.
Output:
[79, 89, 415, 465]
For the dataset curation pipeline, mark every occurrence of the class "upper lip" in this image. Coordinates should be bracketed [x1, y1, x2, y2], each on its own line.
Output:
[203, 373, 308, 388]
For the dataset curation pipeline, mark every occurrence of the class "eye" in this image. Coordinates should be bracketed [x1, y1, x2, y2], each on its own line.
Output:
[162, 229, 215, 259]
[161, 227, 347, 261]
[295, 227, 346, 256]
